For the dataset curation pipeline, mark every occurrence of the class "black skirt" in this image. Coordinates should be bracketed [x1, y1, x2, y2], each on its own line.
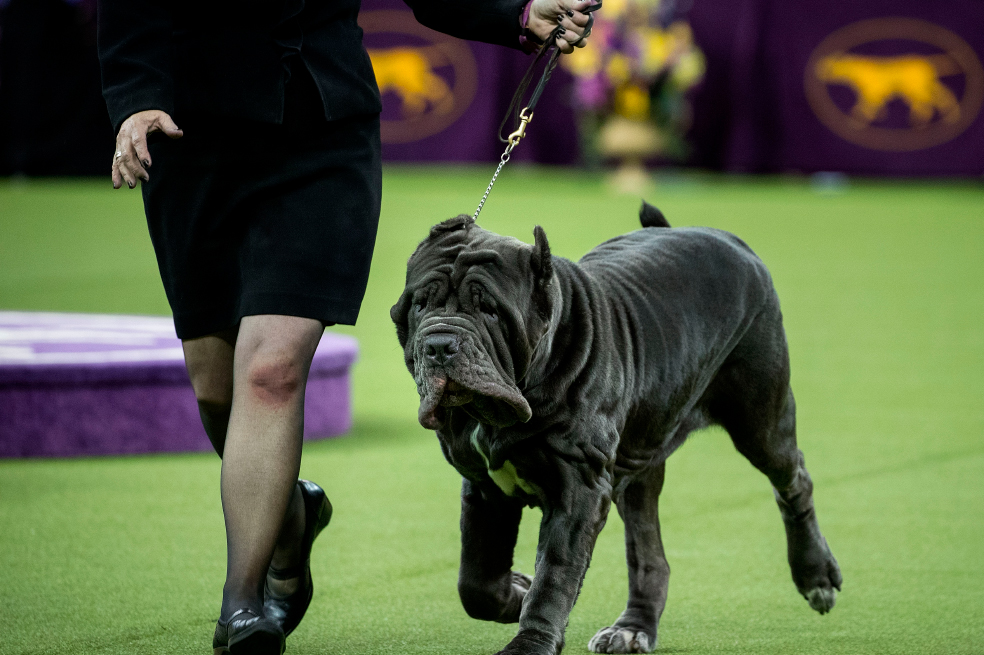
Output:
[141, 64, 382, 340]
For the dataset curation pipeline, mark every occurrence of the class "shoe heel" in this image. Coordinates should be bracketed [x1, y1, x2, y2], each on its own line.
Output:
[229, 623, 285, 655]
[314, 497, 332, 537]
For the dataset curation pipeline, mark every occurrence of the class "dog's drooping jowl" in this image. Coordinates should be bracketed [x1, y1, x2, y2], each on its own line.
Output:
[391, 204, 842, 654]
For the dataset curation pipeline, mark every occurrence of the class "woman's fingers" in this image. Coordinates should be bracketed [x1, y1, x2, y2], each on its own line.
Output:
[572, 0, 599, 16]
[112, 150, 144, 188]
[569, 0, 598, 47]
[115, 153, 137, 189]
[566, 1, 597, 48]
[528, 0, 598, 52]
[112, 131, 137, 189]
[561, 10, 590, 29]
[155, 113, 184, 139]
[546, 16, 579, 53]
[111, 158, 123, 189]
[554, 20, 588, 53]
[111, 110, 181, 189]
[131, 130, 152, 175]
[121, 134, 149, 184]
[112, 121, 142, 189]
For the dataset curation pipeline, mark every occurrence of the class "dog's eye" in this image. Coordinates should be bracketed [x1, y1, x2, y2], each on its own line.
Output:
[413, 301, 425, 315]
[482, 306, 498, 322]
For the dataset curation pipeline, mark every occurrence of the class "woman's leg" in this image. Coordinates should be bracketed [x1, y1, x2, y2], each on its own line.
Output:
[183, 326, 238, 456]
[183, 315, 324, 618]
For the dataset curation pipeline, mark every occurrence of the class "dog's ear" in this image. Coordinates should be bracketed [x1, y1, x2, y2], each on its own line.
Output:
[530, 225, 553, 292]
[390, 290, 410, 347]
[430, 214, 475, 238]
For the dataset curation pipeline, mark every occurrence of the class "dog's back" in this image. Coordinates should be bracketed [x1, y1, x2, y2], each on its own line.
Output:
[578, 203, 776, 340]
[573, 203, 785, 458]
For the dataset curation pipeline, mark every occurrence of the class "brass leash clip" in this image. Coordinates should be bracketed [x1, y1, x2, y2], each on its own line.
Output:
[507, 107, 534, 145]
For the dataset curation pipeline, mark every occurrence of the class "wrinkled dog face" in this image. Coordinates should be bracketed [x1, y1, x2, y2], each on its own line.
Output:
[391, 215, 555, 431]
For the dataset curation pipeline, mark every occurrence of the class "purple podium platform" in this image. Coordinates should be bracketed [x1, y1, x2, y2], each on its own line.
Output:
[0, 312, 357, 458]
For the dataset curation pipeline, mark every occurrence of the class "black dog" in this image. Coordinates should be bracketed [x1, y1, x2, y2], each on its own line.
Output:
[391, 204, 841, 654]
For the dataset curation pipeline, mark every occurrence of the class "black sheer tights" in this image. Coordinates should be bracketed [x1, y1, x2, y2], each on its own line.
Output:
[198, 400, 307, 618]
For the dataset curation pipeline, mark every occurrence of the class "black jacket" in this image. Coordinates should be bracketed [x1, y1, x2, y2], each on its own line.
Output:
[97, 0, 527, 133]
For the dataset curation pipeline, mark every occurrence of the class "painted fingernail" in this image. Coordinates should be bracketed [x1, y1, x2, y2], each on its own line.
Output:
[142, 159, 150, 167]
[567, 9, 574, 16]
[557, 27, 567, 34]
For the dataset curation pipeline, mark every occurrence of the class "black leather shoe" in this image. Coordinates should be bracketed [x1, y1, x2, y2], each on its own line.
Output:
[213, 608, 285, 655]
[264, 479, 332, 637]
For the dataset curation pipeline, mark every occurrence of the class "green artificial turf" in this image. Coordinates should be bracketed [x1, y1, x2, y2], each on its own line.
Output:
[0, 170, 982, 655]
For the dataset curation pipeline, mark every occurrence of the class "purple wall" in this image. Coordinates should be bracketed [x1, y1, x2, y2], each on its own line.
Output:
[1, 0, 981, 174]
[362, 0, 580, 165]
[686, 0, 984, 175]
[364, 0, 984, 175]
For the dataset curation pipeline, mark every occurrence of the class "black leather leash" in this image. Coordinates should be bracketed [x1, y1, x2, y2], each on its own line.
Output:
[473, 2, 602, 221]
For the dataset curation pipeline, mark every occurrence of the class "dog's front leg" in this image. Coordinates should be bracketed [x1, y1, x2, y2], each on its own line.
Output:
[458, 478, 531, 623]
[498, 464, 612, 655]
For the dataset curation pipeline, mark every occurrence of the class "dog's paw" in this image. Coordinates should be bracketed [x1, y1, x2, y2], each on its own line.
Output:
[805, 586, 837, 613]
[588, 626, 655, 654]
[795, 542, 842, 615]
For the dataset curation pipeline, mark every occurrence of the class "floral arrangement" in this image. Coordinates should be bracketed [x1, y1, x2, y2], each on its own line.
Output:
[562, 0, 705, 163]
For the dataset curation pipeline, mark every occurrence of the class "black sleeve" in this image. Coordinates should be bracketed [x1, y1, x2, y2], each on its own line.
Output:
[402, 0, 528, 50]
[96, 0, 174, 135]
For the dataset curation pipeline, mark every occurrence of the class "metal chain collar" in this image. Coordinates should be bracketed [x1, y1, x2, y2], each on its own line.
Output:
[473, 109, 531, 220]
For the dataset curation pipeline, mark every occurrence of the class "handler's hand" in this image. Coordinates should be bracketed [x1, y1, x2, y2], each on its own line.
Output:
[112, 110, 183, 189]
[528, 0, 597, 53]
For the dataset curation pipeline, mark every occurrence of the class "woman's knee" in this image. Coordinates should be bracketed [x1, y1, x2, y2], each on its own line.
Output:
[244, 355, 308, 405]
[234, 315, 324, 405]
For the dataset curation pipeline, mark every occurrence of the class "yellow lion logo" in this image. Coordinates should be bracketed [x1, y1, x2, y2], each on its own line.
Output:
[368, 47, 453, 119]
[815, 53, 961, 128]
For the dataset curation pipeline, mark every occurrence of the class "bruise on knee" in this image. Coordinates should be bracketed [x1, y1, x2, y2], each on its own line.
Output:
[245, 359, 305, 406]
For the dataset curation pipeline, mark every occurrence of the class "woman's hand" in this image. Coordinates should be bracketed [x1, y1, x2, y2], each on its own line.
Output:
[527, 0, 598, 53]
[112, 110, 183, 189]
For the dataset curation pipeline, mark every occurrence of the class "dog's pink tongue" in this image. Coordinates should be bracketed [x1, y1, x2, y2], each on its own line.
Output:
[418, 376, 447, 430]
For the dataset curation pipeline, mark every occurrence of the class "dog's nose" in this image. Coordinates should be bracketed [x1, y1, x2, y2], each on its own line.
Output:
[423, 334, 459, 366]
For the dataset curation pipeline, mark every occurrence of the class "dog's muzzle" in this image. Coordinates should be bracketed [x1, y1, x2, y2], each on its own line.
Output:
[412, 322, 532, 431]
[422, 333, 460, 367]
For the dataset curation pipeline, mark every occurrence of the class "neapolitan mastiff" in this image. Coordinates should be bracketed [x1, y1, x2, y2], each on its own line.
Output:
[391, 204, 842, 654]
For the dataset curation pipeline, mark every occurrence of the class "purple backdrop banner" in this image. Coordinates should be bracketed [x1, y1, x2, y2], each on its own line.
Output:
[6, 0, 979, 174]
[360, 0, 579, 165]
[681, 0, 984, 175]
[365, 0, 984, 175]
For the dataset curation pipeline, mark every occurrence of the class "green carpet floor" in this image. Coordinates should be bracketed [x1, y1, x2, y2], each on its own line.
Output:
[1, 170, 982, 655]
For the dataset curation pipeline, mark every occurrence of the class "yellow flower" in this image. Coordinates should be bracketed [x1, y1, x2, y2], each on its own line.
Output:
[604, 0, 629, 19]
[642, 29, 671, 75]
[614, 83, 650, 120]
[607, 53, 633, 85]
[672, 50, 705, 88]
[562, 42, 603, 77]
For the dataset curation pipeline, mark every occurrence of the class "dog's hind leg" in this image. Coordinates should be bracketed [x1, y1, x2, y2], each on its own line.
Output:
[457, 478, 531, 623]
[589, 462, 667, 654]
[707, 311, 842, 614]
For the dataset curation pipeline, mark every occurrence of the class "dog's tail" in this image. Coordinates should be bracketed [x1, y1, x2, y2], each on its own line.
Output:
[639, 201, 670, 228]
